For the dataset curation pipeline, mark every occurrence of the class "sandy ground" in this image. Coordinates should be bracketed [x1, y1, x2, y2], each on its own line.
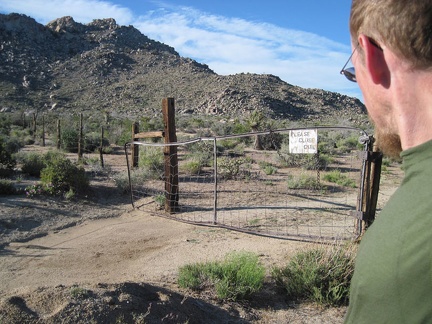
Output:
[1, 145, 403, 323]
[0, 184, 347, 323]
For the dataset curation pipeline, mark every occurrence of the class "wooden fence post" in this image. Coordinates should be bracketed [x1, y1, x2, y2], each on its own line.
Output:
[356, 135, 383, 236]
[132, 122, 139, 167]
[32, 113, 37, 142]
[365, 141, 382, 228]
[56, 119, 61, 150]
[99, 126, 104, 168]
[162, 98, 179, 213]
[42, 114, 45, 147]
[78, 113, 83, 161]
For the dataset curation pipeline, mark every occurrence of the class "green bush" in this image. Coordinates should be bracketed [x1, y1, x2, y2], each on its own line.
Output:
[17, 152, 46, 177]
[259, 161, 278, 175]
[287, 173, 322, 190]
[138, 146, 164, 180]
[272, 244, 356, 306]
[178, 251, 265, 301]
[323, 170, 357, 188]
[0, 179, 16, 195]
[218, 157, 250, 180]
[40, 155, 89, 196]
[277, 145, 329, 171]
[61, 127, 79, 153]
[0, 136, 16, 171]
[182, 160, 202, 175]
[84, 132, 109, 153]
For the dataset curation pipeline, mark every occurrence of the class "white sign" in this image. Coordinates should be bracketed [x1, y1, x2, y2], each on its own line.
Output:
[289, 129, 318, 154]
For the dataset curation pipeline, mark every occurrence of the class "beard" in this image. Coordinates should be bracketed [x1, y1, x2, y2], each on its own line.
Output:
[374, 128, 402, 160]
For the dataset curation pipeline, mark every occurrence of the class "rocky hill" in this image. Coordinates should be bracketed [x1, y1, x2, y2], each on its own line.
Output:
[0, 13, 367, 126]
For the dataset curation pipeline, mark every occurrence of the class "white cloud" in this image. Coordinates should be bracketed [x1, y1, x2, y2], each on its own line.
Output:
[0, 0, 134, 25]
[133, 7, 360, 97]
[0, 0, 361, 99]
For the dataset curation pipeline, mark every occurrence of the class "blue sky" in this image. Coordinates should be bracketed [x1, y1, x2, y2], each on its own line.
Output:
[0, 0, 360, 100]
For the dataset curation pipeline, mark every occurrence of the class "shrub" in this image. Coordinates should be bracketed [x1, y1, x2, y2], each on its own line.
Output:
[0, 179, 16, 195]
[287, 173, 322, 190]
[182, 160, 202, 175]
[336, 134, 362, 153]
[218, 157, 249, 180]
[0, 135, 16, 171]
[84, 132, 109, 153]
[323, 170, 357, 188]
[18, 152, 46, 177]
[40, 155, 89, 196]
[61, 127, 79, 153]
[138, 146, 164, 180]
[259, 161, 278, 175]
[272, 244, 356, 306]
[178, 251, 265, 301]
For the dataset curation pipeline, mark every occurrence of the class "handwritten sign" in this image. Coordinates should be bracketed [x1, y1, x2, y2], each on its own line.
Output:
[289, 129, 318, 154]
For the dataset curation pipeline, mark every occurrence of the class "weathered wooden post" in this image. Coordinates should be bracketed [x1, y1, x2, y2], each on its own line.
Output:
[99, 126, 104, 168]
[365, 141, 382, 228]
[32, 112, 37, 142]
[78, 113, 83, 161]
[42, 114, 45, 147]
[56, 119, 61, 150]
[131, 122, 139, 168]
[356, 135, 383, 236]
[162, 98, 179, 213]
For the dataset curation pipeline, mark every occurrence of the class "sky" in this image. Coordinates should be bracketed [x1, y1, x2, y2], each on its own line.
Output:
[0, 0, 361, 100]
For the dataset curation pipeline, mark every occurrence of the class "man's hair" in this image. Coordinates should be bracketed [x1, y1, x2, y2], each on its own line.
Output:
[350, 0, 432, 69]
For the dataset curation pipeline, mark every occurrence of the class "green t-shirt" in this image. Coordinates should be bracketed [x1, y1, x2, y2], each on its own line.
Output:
[345, 140, 432, 324]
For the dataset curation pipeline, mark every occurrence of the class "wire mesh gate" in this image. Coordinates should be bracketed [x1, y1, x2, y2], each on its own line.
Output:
[125, 126, 378, 242]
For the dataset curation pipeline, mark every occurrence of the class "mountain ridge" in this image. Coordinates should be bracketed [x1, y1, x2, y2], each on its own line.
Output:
[0, 13, 367, 126]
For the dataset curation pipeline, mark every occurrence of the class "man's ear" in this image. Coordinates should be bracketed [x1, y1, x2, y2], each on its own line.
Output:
[358, 34, 390, 87]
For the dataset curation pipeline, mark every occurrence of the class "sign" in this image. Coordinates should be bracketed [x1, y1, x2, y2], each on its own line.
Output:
[289, 129, 318, 154]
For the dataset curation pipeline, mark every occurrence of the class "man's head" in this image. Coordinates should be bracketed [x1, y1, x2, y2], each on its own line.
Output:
[349, 0, 432, 158]
[350, 0, 432, 70]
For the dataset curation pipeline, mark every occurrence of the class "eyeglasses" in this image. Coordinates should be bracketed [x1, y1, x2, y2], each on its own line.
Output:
[340, 45, 358, 82]
[340, 38, 383, 83]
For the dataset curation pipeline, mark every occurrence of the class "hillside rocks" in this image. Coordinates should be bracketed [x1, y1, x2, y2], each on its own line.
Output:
[0, 13, 367, 126]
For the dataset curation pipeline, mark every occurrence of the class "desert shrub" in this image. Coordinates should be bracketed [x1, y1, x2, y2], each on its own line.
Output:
[185, 141, 213, 166]
[182, 160, 202, 175]
[272, 244, 356, 306]
[40, 155, 89, 196]
[18, 150, 68, 178]
[0, 136, 16, 171]
[84, 132, 110, 153]
[61, 127, 79, 153]
[323, 170, 357, 188]
[218, 156, 249, 179]
[0, 179, 16, 195]
[113, 168, 149, 193]
[287, 173, 322, 190]
[259, 161, 278, 175]
[277, 143, 330, 170]
[138, 146, 164, 180]
[154, 194, 165, 209]
[0, 114, 11, 136]
[336, 134, 362, 153]
[9, 126, 33, 146]
[112, 171, 131, 193]
[17, 152, 46, 177]
[178, 251, 265, 301]
[232, 120, 251, 135]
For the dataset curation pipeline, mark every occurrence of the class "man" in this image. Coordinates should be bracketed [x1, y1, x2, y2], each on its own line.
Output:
[340, 1, 432, 323]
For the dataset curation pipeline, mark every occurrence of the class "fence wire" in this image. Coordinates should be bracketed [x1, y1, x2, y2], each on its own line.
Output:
[125, 127, 369, 242]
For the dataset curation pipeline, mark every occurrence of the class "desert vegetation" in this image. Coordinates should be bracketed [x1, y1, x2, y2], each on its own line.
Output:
[178, 244, 356, 307]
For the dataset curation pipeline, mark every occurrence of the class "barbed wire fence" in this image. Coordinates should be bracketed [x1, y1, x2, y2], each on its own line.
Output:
[125, 126, 380, 242]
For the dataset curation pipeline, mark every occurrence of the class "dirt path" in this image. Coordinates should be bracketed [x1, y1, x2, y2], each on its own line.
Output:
[1, 209, 310, 295]
[1, 207, 350, 323]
